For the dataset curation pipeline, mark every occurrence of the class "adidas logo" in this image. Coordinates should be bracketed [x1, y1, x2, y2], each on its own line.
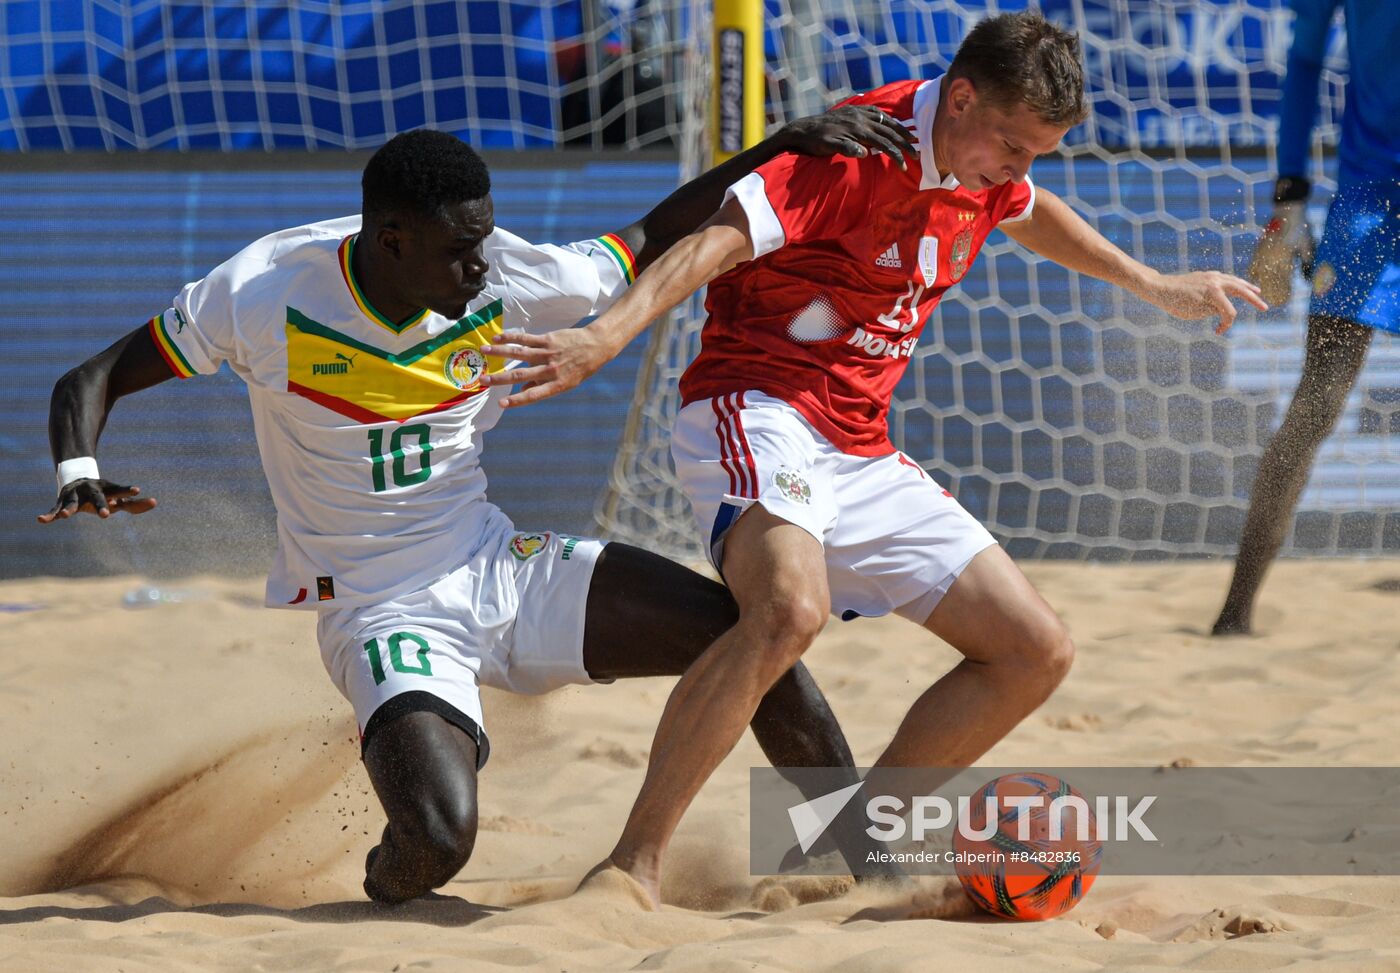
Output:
[875, 243, 902, 268]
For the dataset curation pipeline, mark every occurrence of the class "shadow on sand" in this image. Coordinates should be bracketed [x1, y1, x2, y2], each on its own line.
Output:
[0, 890, 504, 928]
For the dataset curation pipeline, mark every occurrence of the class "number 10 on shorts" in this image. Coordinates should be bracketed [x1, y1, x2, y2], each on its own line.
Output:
[364, 632, 434, 685]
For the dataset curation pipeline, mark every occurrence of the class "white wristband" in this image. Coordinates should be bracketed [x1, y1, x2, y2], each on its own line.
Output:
[56, 456, 100, 491]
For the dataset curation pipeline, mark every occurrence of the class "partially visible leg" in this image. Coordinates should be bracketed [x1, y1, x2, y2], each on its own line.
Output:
[868, 544, 1074, 800]
[362, 708, 480, 904]
[1212, 314, 1372, 636]
[582, 541, 855, 772]
[582, 542, 894, 880]
[596, 507, 832, 904]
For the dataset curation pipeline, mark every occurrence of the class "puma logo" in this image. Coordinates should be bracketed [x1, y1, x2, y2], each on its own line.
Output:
[313, 352, 358, 376]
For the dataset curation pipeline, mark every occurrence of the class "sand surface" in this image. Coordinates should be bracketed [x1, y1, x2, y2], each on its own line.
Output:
[3, 560, 1400, 971]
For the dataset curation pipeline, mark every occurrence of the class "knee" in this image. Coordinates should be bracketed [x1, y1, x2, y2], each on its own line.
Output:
[1010, 615, 1074, 701]
[1034, 621, 1075, 695]
[743, 593, 828, 672]
[402, 796, 478, 881]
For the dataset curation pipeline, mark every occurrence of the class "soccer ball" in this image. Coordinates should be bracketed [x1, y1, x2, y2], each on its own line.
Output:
[952, 772, 1103, 920]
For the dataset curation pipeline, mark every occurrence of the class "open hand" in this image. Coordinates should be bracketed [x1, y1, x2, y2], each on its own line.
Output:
[37, 479, 157, 523]
[778, 105, 917, 171]
[479, 329, 615, 408]
[1141, 271, 1268, 335]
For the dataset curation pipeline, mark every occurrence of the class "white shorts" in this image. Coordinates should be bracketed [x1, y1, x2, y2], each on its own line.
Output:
[316, 529, 605, 768]
[672, 391, 997, 623]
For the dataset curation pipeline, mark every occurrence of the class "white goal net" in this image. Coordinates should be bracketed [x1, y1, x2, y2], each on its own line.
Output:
[5, 1, 1379, 561]
[597, 0, 1397, 561]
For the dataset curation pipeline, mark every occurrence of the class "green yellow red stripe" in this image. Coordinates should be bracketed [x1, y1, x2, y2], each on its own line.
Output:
[286, 301, 503, 364]
[596, 233, 637, 284]
[286, 380, 476, 425]
[283, 302, 507, 423]
[148, 313, 196, 378]
[338, 235, 430, 335]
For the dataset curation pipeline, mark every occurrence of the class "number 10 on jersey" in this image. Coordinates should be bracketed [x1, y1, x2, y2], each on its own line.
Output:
[367, 423, 433, 492]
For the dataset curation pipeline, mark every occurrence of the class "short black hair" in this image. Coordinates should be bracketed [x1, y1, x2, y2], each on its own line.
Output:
[361, 129, 491, 222]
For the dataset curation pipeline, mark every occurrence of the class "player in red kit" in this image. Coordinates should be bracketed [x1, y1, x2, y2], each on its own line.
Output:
[483, 11, 1266, 906]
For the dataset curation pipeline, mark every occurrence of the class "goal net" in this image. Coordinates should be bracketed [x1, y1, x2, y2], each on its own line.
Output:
[0, 0, 690, 150]
[597, 0, 1395, 561]
[3, 1, 1381, 562]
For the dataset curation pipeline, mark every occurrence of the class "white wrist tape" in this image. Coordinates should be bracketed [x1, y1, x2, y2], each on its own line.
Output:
[56, 456, 100, 491]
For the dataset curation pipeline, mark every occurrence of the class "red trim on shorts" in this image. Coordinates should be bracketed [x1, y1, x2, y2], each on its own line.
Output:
[711, 396, 739, 496]
[713, 393, 759, 499]
[730, 392, 758, 499]
[897, 452, 952, 496]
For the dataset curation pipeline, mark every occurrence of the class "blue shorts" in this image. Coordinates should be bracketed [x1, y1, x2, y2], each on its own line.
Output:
[1310, 179, 1400, 333]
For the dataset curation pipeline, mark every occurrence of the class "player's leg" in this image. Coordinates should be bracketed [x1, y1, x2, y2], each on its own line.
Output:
[1211, 312, 1371, 635]
[1215, 180, 1400, 635]
[581, 540, 896, 881]
[819, 451, 1070, 798]
[585, 392, 849, 902]
[581, 540, 853, 772]
[362, 704, 480, 904]
[870, 544, 1073, 789]
[601, 506, 831, 904]
[317, 591, 494, 904]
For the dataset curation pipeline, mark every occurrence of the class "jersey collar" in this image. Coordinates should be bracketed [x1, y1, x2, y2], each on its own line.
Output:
[338, 234, 431, 335]
[914, 75, 961, 192]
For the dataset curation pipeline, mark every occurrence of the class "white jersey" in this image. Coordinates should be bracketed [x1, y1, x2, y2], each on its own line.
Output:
[147, 215, 637, 609]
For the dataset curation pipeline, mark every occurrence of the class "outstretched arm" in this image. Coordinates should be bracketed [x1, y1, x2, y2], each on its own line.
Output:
[482, 109, 905, 405]
[483, 194, 753, 407]
[618, 105, 914, 273]
[37, 324, 176, 523]
[999, 187, 1267, 333]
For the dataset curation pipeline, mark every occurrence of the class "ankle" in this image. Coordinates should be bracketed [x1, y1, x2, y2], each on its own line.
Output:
[609, 844, 664, 876]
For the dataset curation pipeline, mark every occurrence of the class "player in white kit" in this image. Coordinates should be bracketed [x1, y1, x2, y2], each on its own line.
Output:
[37, 117, 916, 903]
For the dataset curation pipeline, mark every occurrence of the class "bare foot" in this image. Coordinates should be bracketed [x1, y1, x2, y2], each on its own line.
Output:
[576, 860, 660, 911]
[362, 838, 406, 905]
[1210, 611, 1252, 637]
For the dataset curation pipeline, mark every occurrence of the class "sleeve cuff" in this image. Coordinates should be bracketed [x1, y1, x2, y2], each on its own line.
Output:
[593, 232, 637, 286]
[726, 172, 786, 259]
[148, 309, 202, 378]
[998, 177, 1036, 225]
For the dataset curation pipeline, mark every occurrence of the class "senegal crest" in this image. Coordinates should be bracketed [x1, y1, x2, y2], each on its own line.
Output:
[949, 227, 974, 282]
[509, 532, 550, 560]
[445, 347, 488, 390]
[772, 469, 812, 505]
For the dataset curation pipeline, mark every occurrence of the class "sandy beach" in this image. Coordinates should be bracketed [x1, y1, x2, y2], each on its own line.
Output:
[3, 559, 1400, 971]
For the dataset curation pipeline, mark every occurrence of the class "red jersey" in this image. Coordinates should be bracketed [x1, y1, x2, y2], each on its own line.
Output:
[679, 78, 1035, 456]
